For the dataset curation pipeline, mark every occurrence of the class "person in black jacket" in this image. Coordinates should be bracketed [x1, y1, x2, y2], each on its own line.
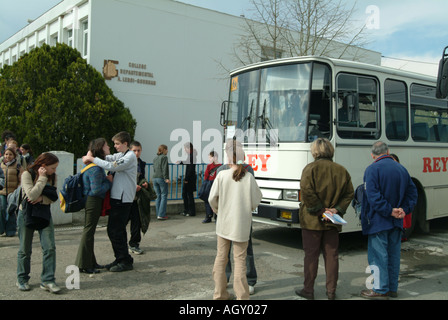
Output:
[127, 141, 147, 255]
[180, 143, 196, 217]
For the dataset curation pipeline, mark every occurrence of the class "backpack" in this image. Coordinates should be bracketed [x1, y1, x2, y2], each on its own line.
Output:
[351, 183, 364, 219]
[59, 163, 96, 213]
[7, 185, 22, 218]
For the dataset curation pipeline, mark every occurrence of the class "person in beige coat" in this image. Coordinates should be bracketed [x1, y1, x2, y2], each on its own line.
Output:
[208, 139, 262, 300]
[0, 147, 23, 236]
[296, 138, 354, 300]
[16, 152, 60, 293]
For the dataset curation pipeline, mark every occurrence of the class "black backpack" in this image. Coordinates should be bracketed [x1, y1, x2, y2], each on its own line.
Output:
[59, 163, 96, 213]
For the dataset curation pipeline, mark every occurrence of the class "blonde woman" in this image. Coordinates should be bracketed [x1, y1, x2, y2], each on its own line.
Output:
[297, 138, 354, 300]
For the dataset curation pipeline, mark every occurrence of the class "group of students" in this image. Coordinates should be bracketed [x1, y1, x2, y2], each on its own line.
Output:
[0, 129, 34, 238]
[7, 129, 417, 300]
[14, 132, 135, 292]
[14, 131, 165, 292]
[10, 131, 263, 300]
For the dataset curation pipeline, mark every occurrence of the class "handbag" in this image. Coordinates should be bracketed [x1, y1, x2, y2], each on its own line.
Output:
[198, 179, 213, 202]
[198, 165, 221, 202]
[403, 213, 412, 229]
[23, 199, 51, 230]
[101, 190, 111, 216]
[23, 185, 56, 230]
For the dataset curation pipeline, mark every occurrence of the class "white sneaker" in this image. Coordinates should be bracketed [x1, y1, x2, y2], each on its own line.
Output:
[16, 281, 30, 291]
[40, 282, 61, 294]
[249, 285, 255, 295]
[129, 246, 144, 255]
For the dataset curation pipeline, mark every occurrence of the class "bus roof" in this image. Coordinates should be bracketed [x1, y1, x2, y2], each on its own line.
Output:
[229, 56, 437, 83]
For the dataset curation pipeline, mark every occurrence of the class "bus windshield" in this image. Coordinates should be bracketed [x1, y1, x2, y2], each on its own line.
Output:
[227, 62, 331, 143]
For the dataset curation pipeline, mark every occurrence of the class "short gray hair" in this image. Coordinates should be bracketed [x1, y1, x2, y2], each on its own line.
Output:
[371, 141, 388, 156]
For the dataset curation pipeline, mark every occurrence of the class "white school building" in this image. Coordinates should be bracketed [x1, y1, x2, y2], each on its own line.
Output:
[0, 0, 381, 163]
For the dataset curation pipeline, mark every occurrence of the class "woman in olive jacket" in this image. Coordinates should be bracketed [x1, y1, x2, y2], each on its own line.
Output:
[297, 138, 354, 300]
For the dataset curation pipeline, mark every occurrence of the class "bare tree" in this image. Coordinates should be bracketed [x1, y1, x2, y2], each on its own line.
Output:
[233, 0, 288, 65]
[232, 0, 370, 66]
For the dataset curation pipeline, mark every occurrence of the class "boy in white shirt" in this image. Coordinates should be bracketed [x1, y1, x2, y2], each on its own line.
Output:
[83, 131, 137, 272]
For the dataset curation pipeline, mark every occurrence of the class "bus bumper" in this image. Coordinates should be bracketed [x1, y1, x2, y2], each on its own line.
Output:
[253, 204, 300, 224]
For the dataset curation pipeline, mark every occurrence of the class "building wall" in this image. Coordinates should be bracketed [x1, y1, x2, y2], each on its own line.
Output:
[0, 0, 381, 164]
[89, 0, 242, 163]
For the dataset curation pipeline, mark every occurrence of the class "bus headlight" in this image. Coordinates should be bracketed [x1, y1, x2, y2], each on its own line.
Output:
[283, 189, 299, 201]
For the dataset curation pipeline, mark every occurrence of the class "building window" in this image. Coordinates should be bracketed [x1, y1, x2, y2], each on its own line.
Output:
[51, 33, 58, 46]
[261, 46, 283, 62]
[82, 20, 88, 57]
[67, 29, 73, 47]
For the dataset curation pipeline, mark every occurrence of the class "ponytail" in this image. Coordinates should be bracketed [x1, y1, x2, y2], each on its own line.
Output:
[157, 144, 167, 155]
[225, 138, 246, 182]
[232, 163, 246, 182]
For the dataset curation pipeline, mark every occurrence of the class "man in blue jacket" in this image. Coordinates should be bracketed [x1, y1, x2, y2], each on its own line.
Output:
[360, 141, 417, 299]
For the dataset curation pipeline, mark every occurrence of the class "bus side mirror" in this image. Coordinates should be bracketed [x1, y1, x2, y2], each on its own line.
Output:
[220, 101, 229, 127]
[436, 46, 448, 99]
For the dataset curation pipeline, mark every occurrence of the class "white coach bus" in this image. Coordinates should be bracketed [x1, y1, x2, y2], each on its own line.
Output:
[220, 56, 448, 236]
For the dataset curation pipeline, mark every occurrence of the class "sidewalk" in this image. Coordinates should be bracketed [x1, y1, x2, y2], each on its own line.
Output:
[0, 199, 214, 300]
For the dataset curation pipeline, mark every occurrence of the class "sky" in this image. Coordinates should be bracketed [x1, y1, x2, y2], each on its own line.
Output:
[0, 0, 447, 76]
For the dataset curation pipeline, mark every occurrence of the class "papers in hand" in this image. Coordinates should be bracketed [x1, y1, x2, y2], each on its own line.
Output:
[322, 212, 347, 225]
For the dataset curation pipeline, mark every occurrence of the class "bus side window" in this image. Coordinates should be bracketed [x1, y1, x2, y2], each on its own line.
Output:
[336, 74, 380, 139]
[308, 63, 331, 140]
[385, 79, 409, 141]
[411, 84, 448, 142]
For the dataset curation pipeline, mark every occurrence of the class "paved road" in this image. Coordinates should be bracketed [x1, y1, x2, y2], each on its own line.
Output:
[0, 211, 447, 302]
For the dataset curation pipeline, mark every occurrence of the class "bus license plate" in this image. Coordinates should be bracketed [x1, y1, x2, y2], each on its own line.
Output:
[280, 211, 292, 220]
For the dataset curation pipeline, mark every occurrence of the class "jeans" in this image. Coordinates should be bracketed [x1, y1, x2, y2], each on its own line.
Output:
[367, 227, 402, 294]
[17, 209, 56, 285]
[213, 236, 249, 300]
[204, 202, 213, 219]
[153, 178, 168, 218]
[0, 194, 16, 236]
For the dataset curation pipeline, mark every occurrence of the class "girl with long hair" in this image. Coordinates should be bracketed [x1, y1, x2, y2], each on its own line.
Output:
[208, 139, 262, 300]
[75, 138, 112, 274]
[16, 152, 60, 293]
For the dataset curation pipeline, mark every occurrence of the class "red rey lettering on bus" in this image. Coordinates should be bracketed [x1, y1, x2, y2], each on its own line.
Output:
[246, 154, 271, 172]
[423, 157, 448, 172]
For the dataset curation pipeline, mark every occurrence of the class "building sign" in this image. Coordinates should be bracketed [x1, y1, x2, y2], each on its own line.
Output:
[103, 59, 156, 86]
